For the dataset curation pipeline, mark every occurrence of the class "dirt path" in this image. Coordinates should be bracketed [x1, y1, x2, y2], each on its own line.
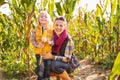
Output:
[0, 59, 111, 80]
[71, 59, 111, 80]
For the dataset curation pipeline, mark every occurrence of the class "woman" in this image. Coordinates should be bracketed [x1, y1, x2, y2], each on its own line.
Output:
[43, 16, 74, 80]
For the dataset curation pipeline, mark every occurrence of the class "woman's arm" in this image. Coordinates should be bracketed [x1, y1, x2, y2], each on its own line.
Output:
[65, 38, 74, 58]
[55, 38, 74, 62]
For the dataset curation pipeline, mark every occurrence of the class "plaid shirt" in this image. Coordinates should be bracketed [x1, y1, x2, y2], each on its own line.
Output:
[55, 37, 74, 62]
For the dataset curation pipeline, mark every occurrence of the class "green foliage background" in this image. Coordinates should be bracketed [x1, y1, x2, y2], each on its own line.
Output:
[0, 0, 120, 79]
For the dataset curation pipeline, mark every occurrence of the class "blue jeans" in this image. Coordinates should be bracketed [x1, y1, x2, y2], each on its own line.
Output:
[43, 59, 51, 78]
[35, 54, 51, 80]
[35, 54, 44, 80]
[51, 60, 70, 74]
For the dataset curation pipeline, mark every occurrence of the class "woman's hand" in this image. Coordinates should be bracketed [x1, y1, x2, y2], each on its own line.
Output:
[42, 53, 54, 60]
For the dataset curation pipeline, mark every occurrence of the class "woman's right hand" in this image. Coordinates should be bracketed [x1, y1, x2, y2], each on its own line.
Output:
[42, 53, 55, 60]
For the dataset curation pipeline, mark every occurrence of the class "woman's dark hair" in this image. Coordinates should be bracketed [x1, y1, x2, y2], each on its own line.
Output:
[55, 16, 66, 22]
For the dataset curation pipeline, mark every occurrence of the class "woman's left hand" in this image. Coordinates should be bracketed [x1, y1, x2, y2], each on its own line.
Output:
[42, 53, 54, 60]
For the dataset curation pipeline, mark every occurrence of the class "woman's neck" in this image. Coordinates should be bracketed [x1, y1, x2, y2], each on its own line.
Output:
[57, 34, 60, 37]
[54, 30, 61, 37]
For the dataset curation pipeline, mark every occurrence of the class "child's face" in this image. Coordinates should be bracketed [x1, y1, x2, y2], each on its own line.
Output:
[38, 12, 49, 25]
[54, 20, 66, 36]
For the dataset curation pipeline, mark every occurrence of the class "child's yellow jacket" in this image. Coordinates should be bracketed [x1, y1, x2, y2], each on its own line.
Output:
[33, 26, 53, 55]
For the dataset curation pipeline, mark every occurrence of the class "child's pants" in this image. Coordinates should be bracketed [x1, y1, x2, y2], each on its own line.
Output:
[35, 54, 51, 80]
[43, 59, 51, 78]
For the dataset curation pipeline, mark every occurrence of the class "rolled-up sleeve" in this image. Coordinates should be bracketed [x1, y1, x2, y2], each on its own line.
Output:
[55, 38, 74, 62]
[64, 38, 74, 59]
[31, 30, 39, 47]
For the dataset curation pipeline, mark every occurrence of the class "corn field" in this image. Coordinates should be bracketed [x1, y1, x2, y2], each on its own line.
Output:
[0, 0, 120, 80]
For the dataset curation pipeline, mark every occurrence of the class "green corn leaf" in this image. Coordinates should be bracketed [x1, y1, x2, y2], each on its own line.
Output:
[48, 0, 55, 18]
[55, 2, 62, 15]
[0, 0, 4, 6]
[111, 0, 117, 15]
[110, 52, 120, 80]
[96, 4, 103, 17]
[103, 0, 109, 13]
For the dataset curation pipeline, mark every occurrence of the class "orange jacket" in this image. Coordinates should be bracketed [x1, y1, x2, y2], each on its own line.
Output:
[33, 26, 53, 55]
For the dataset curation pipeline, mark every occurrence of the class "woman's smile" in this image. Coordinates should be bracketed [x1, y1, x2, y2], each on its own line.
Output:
[54, 20, 66, 36]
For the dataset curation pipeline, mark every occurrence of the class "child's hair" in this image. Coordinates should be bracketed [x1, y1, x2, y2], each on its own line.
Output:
[37, 11, 52, 26]
[54, 16, 66, 22]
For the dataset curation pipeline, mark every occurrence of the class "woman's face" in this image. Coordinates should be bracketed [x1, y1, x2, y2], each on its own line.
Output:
[38, 12, 49, 25]
[54, 20, 66, 36]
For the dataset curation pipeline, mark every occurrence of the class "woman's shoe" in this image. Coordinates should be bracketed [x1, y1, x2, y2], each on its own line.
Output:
[58, 71, 71, 80]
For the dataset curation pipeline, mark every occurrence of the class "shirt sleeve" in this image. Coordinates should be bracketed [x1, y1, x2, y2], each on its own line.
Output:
[64, 38, 74, 59]
[55, 38, 74, 62]
[31, 30, 39, 47]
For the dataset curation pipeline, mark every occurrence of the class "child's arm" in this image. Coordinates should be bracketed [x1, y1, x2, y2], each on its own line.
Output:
[31, 30, 44, 48]
[31, 30, 39, 47]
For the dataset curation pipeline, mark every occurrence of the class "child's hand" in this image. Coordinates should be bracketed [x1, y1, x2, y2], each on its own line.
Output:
[37, 43, 44, 48]
[42, 37, 47, 43]
[48, 41, 54, 46]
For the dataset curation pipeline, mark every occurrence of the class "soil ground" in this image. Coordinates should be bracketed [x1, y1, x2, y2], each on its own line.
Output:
[0, 59, 111, 80]
[70, 59, 111, 80]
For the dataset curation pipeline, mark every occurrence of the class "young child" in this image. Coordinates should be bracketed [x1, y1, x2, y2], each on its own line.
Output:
[31, 11, 53, 80]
